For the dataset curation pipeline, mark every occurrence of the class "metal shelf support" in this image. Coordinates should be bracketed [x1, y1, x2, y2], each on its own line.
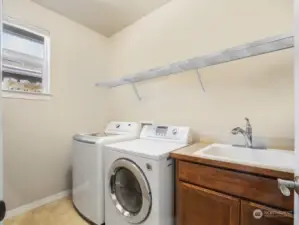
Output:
[131, 83, 142, 101]
[196, 69, 206, 93]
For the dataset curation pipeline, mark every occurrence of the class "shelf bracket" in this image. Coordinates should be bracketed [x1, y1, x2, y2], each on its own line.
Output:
[131, 83, 142, 101]
[196, 69, 206, 93]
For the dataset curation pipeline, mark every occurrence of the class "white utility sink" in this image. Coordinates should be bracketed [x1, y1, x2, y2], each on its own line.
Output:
[194, 143, 295, 173]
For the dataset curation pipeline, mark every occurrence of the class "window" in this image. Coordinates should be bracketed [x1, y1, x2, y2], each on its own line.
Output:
[2, 17, 50, 98]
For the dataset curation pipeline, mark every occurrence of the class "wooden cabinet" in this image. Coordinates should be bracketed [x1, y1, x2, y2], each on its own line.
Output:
[240, 201, 293, 225]
[175, 160, 294, 225]
[178, 182, 240, 225]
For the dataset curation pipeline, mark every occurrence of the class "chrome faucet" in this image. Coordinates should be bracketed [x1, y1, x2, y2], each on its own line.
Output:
[231, 118, 253, 148]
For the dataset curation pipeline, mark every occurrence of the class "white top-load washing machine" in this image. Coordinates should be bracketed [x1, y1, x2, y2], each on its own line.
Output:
[104, 124, 192, 225]
[72, 121, 141, 225]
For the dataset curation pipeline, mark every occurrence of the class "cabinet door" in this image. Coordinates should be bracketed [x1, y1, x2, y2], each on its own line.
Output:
[241, 201, 293, 225]
[178, 182, 240, 225]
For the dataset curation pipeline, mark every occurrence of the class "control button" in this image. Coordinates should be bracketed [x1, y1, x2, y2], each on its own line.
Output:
[116, 124, 120, 128]
[172, 129, 178, 135]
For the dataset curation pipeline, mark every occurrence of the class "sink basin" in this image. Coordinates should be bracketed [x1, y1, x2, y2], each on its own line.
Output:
[194, 143, 295, 173]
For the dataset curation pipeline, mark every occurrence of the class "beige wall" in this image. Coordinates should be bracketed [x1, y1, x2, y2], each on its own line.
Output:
[2, 0, 294, 211]
[108, 0, 294, 148]
[3, 0, 109, 209]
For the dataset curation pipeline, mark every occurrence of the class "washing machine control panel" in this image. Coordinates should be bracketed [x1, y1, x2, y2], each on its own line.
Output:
[105, 121, 141, 135]
[140, 125, 192, 144]
[155, 126, 168, 136]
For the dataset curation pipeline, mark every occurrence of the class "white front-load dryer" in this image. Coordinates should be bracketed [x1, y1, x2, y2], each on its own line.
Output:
[104, 124, 192, 225]
[72, 121, 141, 225]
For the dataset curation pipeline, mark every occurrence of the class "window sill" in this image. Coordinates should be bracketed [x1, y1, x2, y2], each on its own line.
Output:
[2, 90, 52, 100]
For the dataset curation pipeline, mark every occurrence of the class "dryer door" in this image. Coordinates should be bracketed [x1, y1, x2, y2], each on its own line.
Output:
[108, 159, 151, 224]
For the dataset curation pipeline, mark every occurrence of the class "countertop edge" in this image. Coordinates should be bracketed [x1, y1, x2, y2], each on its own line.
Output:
[170, 143, 294, 180]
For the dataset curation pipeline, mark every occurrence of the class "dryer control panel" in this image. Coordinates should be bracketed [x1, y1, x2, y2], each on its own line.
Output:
[105, 122, 141, 135]
[140, 125, 192, 144]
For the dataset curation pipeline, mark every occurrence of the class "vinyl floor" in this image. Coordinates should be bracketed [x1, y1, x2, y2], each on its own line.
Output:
[4, 197, 89, 225]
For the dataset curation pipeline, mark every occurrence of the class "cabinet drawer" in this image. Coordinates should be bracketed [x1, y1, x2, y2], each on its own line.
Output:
[178, 161, 293, 211]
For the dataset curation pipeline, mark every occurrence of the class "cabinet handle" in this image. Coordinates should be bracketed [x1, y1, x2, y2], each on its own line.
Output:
[277, 176, 299, 196]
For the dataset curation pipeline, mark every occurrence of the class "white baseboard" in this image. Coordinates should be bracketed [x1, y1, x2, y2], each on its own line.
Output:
[5, 190, 71, 220]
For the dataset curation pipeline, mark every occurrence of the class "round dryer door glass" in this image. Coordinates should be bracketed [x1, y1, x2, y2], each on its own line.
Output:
[114, 168, 142, 213]
[109, 159, 151, 224]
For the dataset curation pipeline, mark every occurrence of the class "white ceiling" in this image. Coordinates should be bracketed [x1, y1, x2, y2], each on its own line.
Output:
[32, 0, 171, 37]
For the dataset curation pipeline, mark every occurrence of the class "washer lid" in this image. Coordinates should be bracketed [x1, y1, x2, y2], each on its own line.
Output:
[73, 133, 104, 143]
[106, 139, 188, 160]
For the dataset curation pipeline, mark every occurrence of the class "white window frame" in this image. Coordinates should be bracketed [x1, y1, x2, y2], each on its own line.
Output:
[2, 16, 51, 100]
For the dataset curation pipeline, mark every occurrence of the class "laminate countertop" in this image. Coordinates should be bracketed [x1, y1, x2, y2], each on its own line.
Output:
[170, 142, 294, 180]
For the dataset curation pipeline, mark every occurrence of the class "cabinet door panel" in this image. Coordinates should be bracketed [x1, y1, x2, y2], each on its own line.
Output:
[178, 182, 240, 225]
[241, 201, 293, 225]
